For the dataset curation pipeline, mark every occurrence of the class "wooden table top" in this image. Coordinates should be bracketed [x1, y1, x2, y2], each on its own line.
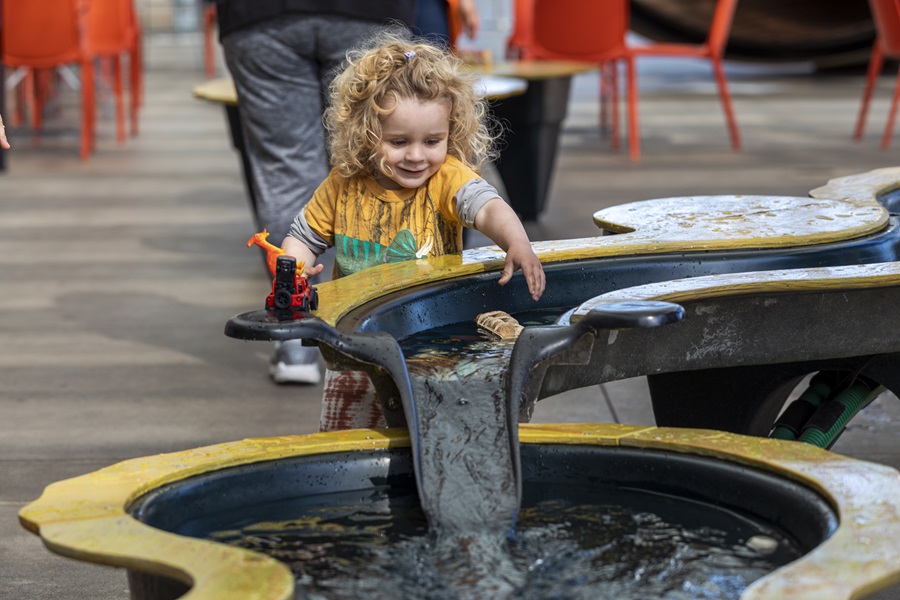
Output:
[192, 57, 599, 107]
[193, 74, 529, 106]
[192, 77, 238, 106]
[467, 59, 597, 80]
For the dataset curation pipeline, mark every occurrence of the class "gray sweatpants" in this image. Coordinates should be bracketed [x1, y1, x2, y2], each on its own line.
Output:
[223, 15, 387, 367]
[222, 15, 386, 251]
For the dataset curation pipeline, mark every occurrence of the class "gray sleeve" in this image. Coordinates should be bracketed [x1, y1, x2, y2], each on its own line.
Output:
[455, 178, 501, 228]
[287, 210, 330, 256]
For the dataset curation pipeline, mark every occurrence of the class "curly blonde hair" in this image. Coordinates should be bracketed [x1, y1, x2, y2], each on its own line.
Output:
[325, 30, 498, 179]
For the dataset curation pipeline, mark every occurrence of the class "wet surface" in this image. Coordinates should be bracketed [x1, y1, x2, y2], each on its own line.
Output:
[201, 309, 812, 598]
[398, 309, 563, 532]
[208, 482, 801, 599]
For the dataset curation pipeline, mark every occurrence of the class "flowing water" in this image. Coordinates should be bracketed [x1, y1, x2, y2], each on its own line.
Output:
[209, 482, 800, 599]
[200, 310, 807, 598]
[395, 309, 564, 533]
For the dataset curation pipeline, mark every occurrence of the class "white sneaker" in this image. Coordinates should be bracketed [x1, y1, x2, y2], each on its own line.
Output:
[269, 340, 322, 384]
[270, 360, 322, 384]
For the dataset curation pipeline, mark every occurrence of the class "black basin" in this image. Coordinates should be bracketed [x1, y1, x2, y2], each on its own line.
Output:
[127, 443, 837, 599]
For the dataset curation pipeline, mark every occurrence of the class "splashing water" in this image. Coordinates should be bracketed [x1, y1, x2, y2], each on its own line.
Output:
[207, 309, 802, 598]
[211, 488, 799, 599]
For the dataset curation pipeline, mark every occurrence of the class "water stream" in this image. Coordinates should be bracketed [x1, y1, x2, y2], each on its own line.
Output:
[205, 312, 803, 598]
[210, 489, 795, 600]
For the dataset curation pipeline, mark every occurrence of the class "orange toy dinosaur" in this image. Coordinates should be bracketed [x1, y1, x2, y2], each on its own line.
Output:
[246, 229, 305, 276]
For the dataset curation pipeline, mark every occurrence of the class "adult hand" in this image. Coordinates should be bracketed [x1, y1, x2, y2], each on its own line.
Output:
[457, 0, 481, 39]
[0, 114, 10, 150]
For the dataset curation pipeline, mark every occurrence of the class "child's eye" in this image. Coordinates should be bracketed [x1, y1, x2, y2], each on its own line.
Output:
[389, 139, 406, 147]
[425, 139, 440, 146]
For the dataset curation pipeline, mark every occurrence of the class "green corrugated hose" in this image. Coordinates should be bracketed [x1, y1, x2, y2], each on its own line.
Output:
[796, 381, 884, 448]
[769, 373, 834, 441]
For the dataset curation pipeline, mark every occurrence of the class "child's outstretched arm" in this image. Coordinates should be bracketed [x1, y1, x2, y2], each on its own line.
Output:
[282, 236, 325, 279]
[474, 198, 545, 301]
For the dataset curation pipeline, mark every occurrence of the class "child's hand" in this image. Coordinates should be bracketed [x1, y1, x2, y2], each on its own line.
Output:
[498, 241, 545, 301]
[473, 198, 546, 301]
[282, 236, 322, 279]
[301, 262, 325, 279]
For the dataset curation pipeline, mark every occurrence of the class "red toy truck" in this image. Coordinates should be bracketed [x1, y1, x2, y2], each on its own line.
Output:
[267, 255, 318, 312]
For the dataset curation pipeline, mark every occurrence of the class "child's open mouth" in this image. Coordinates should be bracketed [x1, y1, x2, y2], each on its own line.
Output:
[399, 166, 427, 177]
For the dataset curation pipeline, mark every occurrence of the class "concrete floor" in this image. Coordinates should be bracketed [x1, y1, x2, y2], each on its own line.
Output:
[2, 33, 900, 598]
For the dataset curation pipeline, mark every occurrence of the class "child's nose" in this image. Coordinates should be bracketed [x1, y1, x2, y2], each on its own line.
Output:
[406, 144, 424, 162]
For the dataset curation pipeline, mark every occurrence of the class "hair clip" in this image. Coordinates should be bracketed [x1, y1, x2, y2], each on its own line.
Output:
[404, 50, 416, 62]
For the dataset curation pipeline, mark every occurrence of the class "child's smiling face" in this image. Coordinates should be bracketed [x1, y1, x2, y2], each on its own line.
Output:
[374, 96, 450, 190]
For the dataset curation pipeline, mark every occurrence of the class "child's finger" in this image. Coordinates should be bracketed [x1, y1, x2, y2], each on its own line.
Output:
[305, 263, 325, 278]
[529, 274, 544, 300]
[525, 264, 545, 300]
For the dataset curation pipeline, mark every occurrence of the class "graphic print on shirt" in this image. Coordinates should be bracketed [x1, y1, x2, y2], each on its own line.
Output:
[305, 159, 475, 279]
[335, 229, 435, 276]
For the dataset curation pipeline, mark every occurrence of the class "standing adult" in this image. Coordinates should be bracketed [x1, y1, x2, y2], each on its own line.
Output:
[215, 1, 416, 384]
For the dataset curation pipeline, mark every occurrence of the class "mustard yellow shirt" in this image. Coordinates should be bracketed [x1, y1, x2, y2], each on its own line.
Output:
[290, 156, 498, 278]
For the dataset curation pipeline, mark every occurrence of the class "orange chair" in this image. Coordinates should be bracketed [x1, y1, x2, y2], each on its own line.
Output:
[508, 0, 741, 159]
[631, 0, 742, 151]
[2, 0, 96, 160]
[854, 0, 900, 149]
[508, 0, 639, 160]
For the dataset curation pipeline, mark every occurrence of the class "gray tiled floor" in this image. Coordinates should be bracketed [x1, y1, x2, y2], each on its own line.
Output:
[2, 32, 900, 598]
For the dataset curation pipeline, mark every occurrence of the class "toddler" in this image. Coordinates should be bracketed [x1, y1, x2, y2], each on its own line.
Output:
[282, 32, 545, 430]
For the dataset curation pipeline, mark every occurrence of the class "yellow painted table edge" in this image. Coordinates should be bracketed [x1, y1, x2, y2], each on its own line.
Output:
[570, 261, 900, 319]
[19, 425, 900, 600]
[312, 191, 889, 325]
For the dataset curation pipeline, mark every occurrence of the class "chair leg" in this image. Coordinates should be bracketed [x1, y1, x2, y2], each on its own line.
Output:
[203, 4, 217, 77]
[15, 70, 32, 129]
[881, 63, 900, 150]
[599, 62, 609, 135]
[600, 60, 618, 141]
[129, 55, 140, 136]
[135, 33, 144, 108]
[625, 56, 640, 161]
[112, 55, 126, 144]
[711, 57, 741, 150]
[31, 70, 46, 145]
[81, 61, 95, 161]
[129, 35, 143, 135]
[855, 43, 883, 142]
[610, 61, 620, 151]
[603, 60, 621, 151]
[12, 68, 30, 127]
